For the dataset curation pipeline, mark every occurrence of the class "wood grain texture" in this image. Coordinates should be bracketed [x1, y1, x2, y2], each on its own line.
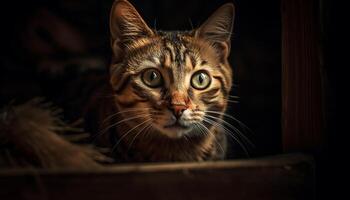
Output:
[281, 0, 326, 152]
[0, 154, 314, 200]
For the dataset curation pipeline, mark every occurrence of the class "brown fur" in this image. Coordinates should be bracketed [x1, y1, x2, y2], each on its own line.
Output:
[0, 0, 236, 167]
[0, 99, 109, 168]
[94, 0, 235, 162]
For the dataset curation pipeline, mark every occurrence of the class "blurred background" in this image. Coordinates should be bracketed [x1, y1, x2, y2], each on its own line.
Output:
[0, 0, 282, 158]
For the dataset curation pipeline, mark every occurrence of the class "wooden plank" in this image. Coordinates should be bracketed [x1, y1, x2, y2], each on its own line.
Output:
[281, 0, 326, 152]
[0, 154, 314, 200]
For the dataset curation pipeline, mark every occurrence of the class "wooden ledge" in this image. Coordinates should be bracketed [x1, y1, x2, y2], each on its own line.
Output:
[0, 154, 315, 200]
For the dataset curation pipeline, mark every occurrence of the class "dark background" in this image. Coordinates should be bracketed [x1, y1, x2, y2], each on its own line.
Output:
[0, 0, 338, 199]
[0, 0, 282, 157]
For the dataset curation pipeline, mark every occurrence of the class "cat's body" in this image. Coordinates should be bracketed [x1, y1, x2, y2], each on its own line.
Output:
[0, 0, 236, 167]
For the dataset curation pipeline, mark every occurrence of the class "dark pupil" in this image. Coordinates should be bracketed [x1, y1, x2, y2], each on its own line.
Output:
[198, 73, 205, 84]
[150, 71, 157, 81]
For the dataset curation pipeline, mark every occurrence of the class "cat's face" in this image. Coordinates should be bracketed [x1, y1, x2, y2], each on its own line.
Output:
[109, 0, 234, 139]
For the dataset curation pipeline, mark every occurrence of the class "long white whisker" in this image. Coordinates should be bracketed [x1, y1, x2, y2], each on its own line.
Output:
[127, 123, 153, 151]
[94, 114, 151, 141]
[228, 95, 240, 99]
[101, 108, 152, 125]
[225, 99, 240, 104]
[194, 123, 206, 137]
[202, 117, 249, 156]
[205, 110, 254, 134]
[112, 119, 153, 152]
[205, 115, 255, 148]
[141, 123, 154, 140]
[196, 122, 225, 154]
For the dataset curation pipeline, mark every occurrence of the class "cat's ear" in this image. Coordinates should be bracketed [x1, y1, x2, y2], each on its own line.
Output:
[195, 3, 235, 59]
[110, 0, 154, 57]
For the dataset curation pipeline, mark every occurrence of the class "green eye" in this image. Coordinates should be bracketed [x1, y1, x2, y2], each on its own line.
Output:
[142, 68, 163, 88]
[191, 71, 211, 90]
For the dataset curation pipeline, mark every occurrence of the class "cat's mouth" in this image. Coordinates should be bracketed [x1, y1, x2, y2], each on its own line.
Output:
[163, 120, 189, 130]
[159, 119, 193, 138]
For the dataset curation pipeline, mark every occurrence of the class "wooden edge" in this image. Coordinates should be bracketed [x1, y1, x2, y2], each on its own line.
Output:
[0, 153, 314, 175]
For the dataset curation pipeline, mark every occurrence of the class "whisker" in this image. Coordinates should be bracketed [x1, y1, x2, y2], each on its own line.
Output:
[205, 110, 254, 135]
[153, 18, 157, 32]
[94, 114, 151, 142]
[141, 123, 154, 140]
[196, 122, 225, 154]
[100, 108, 152, 125]
[127, 123, 153, 151]
[193, 123, 206, 137]
[228, 95, 240, 99]
[205, 114, 255, 148]
[188, 18, 194, 29]
[183, 133, 190, 142]
[112, 119, 153, 152]
[225, 99, 240, 104]
[202, 117, 250, 157]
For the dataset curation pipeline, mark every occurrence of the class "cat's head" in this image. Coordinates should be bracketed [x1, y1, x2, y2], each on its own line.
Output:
[109, 0, 234, 139]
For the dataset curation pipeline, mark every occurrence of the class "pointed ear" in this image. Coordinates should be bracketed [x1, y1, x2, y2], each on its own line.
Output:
[110, 0, 154, 57]
[195, 3, 235, 59]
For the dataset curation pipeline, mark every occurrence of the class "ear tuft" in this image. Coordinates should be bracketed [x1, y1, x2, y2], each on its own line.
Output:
[195, 3, 235, 58]
[110, 0, 153, 51]
[196, 3, 235, 42]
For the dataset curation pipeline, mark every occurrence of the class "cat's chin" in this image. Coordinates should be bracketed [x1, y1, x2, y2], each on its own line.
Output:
[154, 124, 193, 139]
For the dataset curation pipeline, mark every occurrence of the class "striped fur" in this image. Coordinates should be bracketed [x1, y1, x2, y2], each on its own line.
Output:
[99, 0, 235, 162]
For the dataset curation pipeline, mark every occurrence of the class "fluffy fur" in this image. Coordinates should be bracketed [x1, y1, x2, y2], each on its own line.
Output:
[100, 0, 235, 161]
[0, 0, 236, 167]
[0, 99, 109, 168]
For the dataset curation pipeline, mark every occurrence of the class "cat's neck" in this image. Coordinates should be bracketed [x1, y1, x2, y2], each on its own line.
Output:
[111, 120, 225, 162]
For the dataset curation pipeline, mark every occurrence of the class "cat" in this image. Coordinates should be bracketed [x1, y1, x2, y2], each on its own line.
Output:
[0, 0, 235, 167]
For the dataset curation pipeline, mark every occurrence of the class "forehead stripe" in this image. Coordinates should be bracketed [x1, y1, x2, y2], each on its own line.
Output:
[183, 49, 197, 69]
[164, 43, 175, 62]
[166, 67, 175, 84]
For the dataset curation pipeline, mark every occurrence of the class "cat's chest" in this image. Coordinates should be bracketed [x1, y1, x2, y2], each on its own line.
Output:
[108, 125, 227, 162]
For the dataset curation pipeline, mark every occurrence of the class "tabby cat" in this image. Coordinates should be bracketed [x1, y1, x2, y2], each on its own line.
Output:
[0, 0, 236, 167]
[100, 0, 235, 162]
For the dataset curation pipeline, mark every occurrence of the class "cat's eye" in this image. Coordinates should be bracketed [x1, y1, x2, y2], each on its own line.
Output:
[142, 68, 163, 88]
[191, 71, 211, 90]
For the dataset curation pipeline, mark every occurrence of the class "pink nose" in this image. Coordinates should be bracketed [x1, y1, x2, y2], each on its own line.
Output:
[169, 91, 189, 118]
[170, 104, 187, 118]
